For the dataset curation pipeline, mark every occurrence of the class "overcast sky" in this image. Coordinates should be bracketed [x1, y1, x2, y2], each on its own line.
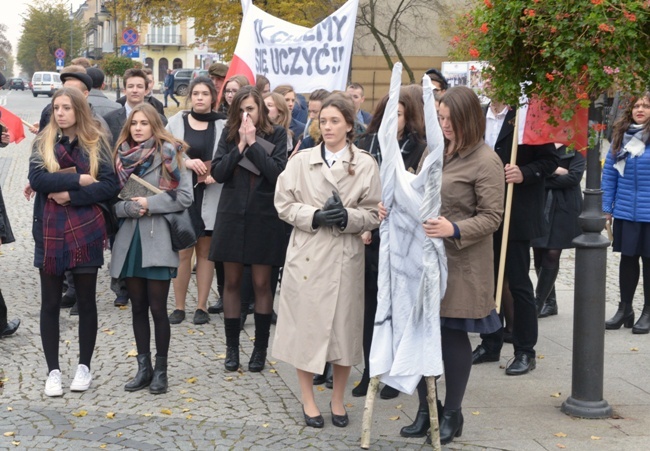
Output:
[3, 0, 87, 74]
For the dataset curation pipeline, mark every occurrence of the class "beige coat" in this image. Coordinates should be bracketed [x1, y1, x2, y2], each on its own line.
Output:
[272, 145, 381, 373]
[440, 142, 504, 318]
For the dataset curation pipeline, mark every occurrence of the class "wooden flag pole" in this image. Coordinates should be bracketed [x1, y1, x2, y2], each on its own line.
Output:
[360, 376, 380, 449]
[425, 376, 441, 450]
[495, 109, 520, 313]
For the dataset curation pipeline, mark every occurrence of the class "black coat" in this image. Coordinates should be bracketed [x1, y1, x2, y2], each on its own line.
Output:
[209, 125, 288, 266]
[489, 107, 559, 241]
[117, 95, 165, 117]
[531, 149, 585, 249]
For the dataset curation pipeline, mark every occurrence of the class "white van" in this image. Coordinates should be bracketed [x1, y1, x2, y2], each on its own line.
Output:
[31, 72, 62, 98]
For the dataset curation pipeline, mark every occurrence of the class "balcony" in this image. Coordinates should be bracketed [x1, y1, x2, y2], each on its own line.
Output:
[145, 34, 184, 46]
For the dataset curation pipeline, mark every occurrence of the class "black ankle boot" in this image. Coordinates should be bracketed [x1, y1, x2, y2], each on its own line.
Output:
[429, 408, 463, 445]
[224, 318, 240, 371]
[536, 266, 559, 317]
[352, 368, 370, 397]
[632, 306, 650, 334]
[149, 355, 168, 394]
[606, 302, 634, 329]
[249, 313, 272, 372]
[400, 401, 443, 438]
[124, 352, 153, 392]
[539, 286, 558, 318]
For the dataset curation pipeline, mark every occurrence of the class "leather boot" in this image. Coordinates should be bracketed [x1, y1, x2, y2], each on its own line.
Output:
[427, 408, 464, 445]
[400, 400, 443, 438]
[224, 318, 240, 371]
[535, 266, 559, 317]
[149, 355, 168, 394]
[249, 313, 272, 372]
[539, 285, 558, 318]
[124, 352, 153, 392]
[605, 302, 634, 330]
[632, 306, 650, 334]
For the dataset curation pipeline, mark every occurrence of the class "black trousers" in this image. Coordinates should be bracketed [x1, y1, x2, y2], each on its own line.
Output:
[480, 238, 537, 357]
[0, 289, 7, 329]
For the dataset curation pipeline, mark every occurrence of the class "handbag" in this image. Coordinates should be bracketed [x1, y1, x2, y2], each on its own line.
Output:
[163, 205, 205, 252]
[97, 198, 119, 238]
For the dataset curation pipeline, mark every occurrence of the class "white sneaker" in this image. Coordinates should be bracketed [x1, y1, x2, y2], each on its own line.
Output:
[44, 369, 63, 397]
[70, 364, 92, 392]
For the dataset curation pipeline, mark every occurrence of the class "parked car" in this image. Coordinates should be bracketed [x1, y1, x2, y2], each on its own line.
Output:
[8, 78, 26, 91]
[192, 69, 209, 80]
[31, 71, 62, 97]
[171, 68, 193, 96]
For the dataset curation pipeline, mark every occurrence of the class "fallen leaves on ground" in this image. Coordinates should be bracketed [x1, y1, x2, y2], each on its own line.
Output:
[182, 408, 190, 413]
[554, 432, 567, 437]
[388, 415, 400, 421]
[142, 413, 152, 417]
[179, 389, 188, 394]
[11, 441, 19, 446]
[99, 445, 107, 449]
[346, 403, 353, 408]
[631, 347, 639, 352]
[353, 381, 360, 387]
[551, 392, 561, 398]
[538, 355, 545, 359]
[270, 361, 277, 365]
[269, 369, 277, 374]
[127, 349, 138, 357]
[187, 330, 195, 335]
[185, 398, 195, 403]
[65, 340, 71, 346]
[224, 377, 234, 382]
[160, 409, 172, 415]
[591, 436, 601, 440]
[6, 407, 12, 411]
[262, 423, 269, 428]
[3, 432, 15, 437]
[102, 329, 115, 335]
[106, 412, 115, 419]
[395, 404, 402, 409]
[216, 354, 226, 359]
[556, 445, 566, 449]
[316, 386, 325, 392]
[186, 377, 197, 384]
[119, 306, 128, 310]
[72, 410, 88, 417]
[116, 432, 123, 437]
[186, 414, 192, 419]
[471, 411, 480, 415]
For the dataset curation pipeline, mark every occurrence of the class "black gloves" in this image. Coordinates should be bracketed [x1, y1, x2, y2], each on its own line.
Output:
[124, 200, 144, 218]
[312, 191, 348, 229]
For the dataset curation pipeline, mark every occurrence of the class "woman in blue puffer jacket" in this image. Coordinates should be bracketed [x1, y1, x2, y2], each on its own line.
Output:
[602, 91, 650, 333]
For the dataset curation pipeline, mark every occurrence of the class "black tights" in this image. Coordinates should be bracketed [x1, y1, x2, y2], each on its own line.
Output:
[40, 270, 98, 373]
[417, 327, 472, 412]
[222, 263, 273, 318]
[533, 248, 562, 270]
[126, 277, 171, 357]
[619, 255, 650, 306]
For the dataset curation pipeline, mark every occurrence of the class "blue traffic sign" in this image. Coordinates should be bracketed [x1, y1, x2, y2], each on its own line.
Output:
[122, 28, 139, 45]
[55, 48, 66, 59]
[55, 58, 65, 68]
[120, 45, 140, 58]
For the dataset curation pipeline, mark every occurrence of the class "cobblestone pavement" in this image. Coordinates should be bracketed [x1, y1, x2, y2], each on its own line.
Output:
[0, 92, 645, 450]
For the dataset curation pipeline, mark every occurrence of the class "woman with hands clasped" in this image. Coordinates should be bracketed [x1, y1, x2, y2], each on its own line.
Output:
[381, 87, 504, 445]
[210, 86, 287, 373]
[28, 87, 118, 397]
[167, 76, 226, 325]
[110, 103, 192, 395]
[273, 93, 381, 429]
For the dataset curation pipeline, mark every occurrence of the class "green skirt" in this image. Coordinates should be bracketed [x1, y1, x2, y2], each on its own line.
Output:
[120, 223, 177, 280]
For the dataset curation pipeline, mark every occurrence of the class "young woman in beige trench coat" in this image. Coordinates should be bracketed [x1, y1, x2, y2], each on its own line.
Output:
[273, 94, 382, 429]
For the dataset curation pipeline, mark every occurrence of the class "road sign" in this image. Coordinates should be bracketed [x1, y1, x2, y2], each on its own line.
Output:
[122, 28, 139, 45]
[55, 58, 65, 70]
[120, 45, 140, 58]
[55, 48, 66, 59]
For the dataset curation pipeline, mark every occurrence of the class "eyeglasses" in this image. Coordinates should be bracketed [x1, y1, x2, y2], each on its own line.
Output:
[224, 90, 238, 95]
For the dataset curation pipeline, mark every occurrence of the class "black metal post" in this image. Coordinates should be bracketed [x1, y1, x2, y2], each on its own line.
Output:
[561, 97, 612, 419]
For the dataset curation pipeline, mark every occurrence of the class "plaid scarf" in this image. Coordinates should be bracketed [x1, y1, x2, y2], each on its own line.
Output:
[42, 140, 107, 275]
[115, 138, 181, 190]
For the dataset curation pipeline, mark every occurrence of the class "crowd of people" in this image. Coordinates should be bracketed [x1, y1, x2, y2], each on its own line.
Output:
[1, 60, 649, 446]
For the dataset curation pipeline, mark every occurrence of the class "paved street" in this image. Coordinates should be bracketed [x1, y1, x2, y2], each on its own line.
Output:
[1, 88, 649, 450]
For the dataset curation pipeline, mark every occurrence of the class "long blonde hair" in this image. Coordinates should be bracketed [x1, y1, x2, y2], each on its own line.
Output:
[114, 103, 187, 172]
[34, 87, 110, 178]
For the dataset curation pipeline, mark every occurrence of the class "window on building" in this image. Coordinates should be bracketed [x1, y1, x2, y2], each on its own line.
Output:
[149, 24, 180, 45]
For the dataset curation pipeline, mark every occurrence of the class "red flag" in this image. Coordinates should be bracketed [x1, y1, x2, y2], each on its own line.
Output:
[0, 106, 26, 144]
[519, 97, 588, 152]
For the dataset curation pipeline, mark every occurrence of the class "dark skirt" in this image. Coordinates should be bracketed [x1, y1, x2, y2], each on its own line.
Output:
[441, 309, 502, 334]
[613, 219, 650, 258]
[120, 224, 177, 280]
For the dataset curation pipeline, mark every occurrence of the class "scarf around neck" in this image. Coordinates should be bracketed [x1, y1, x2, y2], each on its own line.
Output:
[42, 138, 107, 275]
[115, 137, 181, 190]
[614, 124, 648, 176]
[190, 109, 224, 122]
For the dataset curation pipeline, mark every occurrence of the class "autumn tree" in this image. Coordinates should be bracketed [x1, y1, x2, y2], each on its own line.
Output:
[356, 0, 452, 83]
[0, 24, 12, 77]
[17, 1, 85, 75]
[107, 0, 346, 59]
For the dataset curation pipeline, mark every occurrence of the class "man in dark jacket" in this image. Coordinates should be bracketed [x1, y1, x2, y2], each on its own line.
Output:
[163, 69, 179, 108]
[0, 90, 21, 337]
[472, 102, 558, 376]
[117, 68, 165, 116]
[86, 67, 122, 118]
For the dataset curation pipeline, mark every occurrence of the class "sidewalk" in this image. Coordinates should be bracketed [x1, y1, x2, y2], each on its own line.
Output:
[1, 129, 650, 450]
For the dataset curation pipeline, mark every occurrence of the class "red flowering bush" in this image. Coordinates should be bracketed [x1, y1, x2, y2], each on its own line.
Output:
[448, 0, 650, 120]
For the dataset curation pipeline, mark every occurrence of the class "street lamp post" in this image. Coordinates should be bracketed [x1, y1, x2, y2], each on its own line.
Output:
[95, 1, 120, 100]
[69, 4, 74, 61]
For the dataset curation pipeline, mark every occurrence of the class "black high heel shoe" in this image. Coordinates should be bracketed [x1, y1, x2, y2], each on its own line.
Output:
[427, 408, 464, 445]
[605, 302, 634, 330]
[330, 402, 349, 427]
[303, 407, 324, 428]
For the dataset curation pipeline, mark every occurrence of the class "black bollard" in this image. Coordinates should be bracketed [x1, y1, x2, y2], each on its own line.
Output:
[561, 97, 612, 419]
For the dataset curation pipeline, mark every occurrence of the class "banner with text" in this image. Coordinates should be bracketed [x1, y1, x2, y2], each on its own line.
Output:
[228, 0, 359, 93]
